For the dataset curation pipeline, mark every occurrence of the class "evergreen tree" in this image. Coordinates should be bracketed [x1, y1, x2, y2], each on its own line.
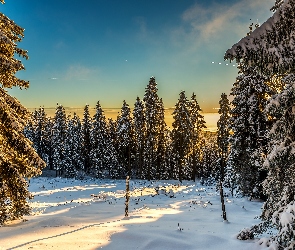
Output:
[142, 76, 160, 180]
[44, 117, 54, 171]
[52, 103, 67, 176]
[64, 113, 83, 178]
[155, 98, 168, 180]
[82, 104, 92, 174]
[171, 91, 192, 182]
[217, 93, 230, 221]
[0, 1, 45, 224]
[227, 64, 271, 198]
[133, 97, 145, 178]
[225, 0, 295, 246]
[199, 132, 218, 180]
[107, 118, 120, 178]
[261, 74, 295, 247]
[188, 93, 206, 180]
[32, 107, 48, 163]
[90, 101, 111, 178]
[116, 100, 134, 178]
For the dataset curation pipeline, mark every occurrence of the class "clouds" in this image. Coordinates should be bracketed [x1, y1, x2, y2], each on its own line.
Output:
[64, 64, 99, 81]
[173, 0, 274, 51]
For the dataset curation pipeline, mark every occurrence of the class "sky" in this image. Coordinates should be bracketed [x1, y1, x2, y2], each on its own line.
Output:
[4, 0, 274, 112]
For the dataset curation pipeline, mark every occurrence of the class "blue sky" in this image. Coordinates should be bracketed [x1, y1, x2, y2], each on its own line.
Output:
[4, 0, 274, 112]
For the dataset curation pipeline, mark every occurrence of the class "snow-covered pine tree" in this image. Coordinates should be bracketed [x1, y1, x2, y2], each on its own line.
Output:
[64, 113, 83, 178]
[0, 1, 45, 224]
[199, 132, 218, 180]
[188, 93, 206, 181]
[227, 64, 271, 199]
[172, 91, 192, 182]
[90, 101, 110, 178]
[116, 100, 134, 178]
[107, 118, 120, 178]
[52, 103, 67, 177]
[155, 98, 168, 180]
[142, 76, 161, 180]
[217, 93, 230, 220]
[44, 116, 54, 171]
[133, 97, 145, 178]
[82, 104, 92, 174]
[32, 107, 48, 163]
[225, 0, 295, 246]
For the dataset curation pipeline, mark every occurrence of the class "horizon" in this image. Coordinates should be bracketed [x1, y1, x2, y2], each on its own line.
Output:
[28, 107, 219, 131]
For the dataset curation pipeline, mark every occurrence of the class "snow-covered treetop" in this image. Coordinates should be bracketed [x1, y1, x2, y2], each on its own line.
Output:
[224, 0, 295, 75]
[0, 2, 29, 88]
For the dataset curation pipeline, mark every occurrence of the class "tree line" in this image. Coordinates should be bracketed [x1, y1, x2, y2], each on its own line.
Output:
[25, 77, 220, 181]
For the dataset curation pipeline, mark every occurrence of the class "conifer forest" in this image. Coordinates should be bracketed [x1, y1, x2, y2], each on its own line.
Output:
[2, 0, 295, 249]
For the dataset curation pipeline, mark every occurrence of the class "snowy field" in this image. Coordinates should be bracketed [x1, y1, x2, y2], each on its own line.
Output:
[0, 177, 270, 250]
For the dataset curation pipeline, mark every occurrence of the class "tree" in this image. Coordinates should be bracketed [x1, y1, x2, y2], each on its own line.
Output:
[52, 103, 67, 176]
[188, 93, 206, 180]
[155, 98, 168, 180]
[81, 104, 92, 174]
[227, 65, 271, 198]
[107, 118, 120, 178]
[225, 0, 295, 246]
[133, 97, 145, 178]
[217, 93, 230, 221]
[64, 113, 83, 178]
[90, 101, 110, 178]
[143, 77, 159, 180]
[116, 100, 134, 178]
[0, 1, 45, 225]
[171, 91, 192, 182]
[32, 107, 48, 163]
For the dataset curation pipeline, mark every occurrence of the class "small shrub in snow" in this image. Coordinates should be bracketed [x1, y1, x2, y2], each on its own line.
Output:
[237, 228, 254, 240]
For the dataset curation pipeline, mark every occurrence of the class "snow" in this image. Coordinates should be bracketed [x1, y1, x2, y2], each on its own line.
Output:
[0, 177, 269, 250]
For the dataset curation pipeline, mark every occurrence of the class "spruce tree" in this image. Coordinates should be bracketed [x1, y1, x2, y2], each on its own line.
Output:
[171, 91, 192, 182]
[133, 97, 145, 178]
[188, 93, 206, 180]
[142, 76, 160, 180]
[217, 93, 230, 220]
[227, 65, 271, 198]
[90, 101, 110, 178]
[64, 113, 83, 178]
[225, 0, 295, 246]
[107, 118, 120, 178]
[32, 107, 48, 163]
[155, 98, 168, 180]
[52, 103, 67, 177]
[0, 0, 45, 224]
[116, 100, 134, 178]
[82, 104, 92, 174]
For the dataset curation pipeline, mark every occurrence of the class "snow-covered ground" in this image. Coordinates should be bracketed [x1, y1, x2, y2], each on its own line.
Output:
[0, 177, 269, 250]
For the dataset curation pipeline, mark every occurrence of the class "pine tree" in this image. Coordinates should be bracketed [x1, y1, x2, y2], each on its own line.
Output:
[81, 104, 92, 174]
[133, 97, 145, 178]
[188, 93, 206, 180]
[227, 64, 271, 198]
[171, 91, 192, 182]
[32, 107, 48, 163]
[225, 0, 295, 246]
[44, 117, 54, 171]
[217, 93, 230, 221]
[52, 103, 67, 177]
[0, 1, 45, 224]
[64, 113, 83, 178]
[116, 100, 134, 178]
[90, 101, 110, 178]
[143, 76, 160, 180]
[107, 118, 120, 178]
[155, 98, 168, 180]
